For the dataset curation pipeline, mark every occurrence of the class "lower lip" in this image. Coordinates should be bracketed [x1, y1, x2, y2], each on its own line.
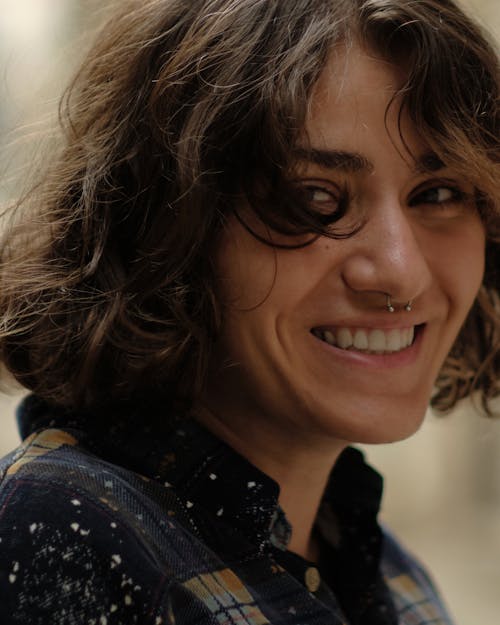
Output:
[310, 326, 425, 369]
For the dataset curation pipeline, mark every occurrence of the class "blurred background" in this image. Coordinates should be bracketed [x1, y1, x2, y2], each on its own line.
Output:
[0, 1, 499, 624]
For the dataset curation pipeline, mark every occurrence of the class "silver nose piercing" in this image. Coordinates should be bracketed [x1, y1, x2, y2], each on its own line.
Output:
[386, 294, 412, 312]
[386, 294, 395, 313]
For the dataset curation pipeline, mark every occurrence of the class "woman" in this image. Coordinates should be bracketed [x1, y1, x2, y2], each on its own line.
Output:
[0, 0, 498, 623]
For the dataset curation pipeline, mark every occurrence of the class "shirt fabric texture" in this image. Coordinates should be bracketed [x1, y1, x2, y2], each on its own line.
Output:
[0, 395, 455, 625]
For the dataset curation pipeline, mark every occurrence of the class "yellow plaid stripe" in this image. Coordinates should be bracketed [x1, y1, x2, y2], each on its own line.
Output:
[7, 429, 78, 476]
[388, 574, 449, 624]
[183, 568, 270, 625]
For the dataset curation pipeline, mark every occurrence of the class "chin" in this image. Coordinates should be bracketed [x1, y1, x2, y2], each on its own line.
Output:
[308, 397, 430, 446]
[355, 424, 424, 445]
[354, 409, 428, 445]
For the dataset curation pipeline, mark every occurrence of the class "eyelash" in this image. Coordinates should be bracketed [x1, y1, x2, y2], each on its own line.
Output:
[408, 185, 466, 208]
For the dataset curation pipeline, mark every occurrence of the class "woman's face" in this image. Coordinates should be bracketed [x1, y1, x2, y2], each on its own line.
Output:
[204, 44, 485, 447]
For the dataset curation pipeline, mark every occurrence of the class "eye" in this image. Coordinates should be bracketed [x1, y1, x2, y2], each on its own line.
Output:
[289, 177, 352, 231]
[302, 183, 341, 215]
[408, 183, 469, 212]
[308, 188, 334, 203]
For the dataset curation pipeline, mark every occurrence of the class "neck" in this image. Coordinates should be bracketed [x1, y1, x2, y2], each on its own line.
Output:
[193, 403, 348, 561]
[278, 467, 330, 561]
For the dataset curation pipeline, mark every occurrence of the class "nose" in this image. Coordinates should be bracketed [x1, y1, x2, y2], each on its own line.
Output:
[340, 198, 432, 307]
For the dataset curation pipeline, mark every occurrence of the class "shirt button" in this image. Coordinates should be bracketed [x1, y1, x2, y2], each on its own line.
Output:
[305, 566, 321, 592]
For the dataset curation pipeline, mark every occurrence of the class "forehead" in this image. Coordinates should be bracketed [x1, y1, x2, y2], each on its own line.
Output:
[301, 43, 430, 171]
[307, 43, 405, 135]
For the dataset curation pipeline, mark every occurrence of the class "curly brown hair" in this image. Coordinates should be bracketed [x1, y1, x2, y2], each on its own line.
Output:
[0, 0, 498, 415]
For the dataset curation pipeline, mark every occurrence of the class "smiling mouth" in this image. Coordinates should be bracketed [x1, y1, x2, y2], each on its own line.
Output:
[311, 325, 422, 354]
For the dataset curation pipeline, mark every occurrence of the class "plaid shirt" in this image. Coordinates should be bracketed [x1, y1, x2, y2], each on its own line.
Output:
[0, 396, 455, 625]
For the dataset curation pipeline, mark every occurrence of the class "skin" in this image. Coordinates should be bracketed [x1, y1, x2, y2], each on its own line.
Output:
[198, 44, 486, 560]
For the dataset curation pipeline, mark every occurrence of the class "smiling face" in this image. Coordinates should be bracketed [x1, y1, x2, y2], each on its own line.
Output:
[202, 44, 485, 451]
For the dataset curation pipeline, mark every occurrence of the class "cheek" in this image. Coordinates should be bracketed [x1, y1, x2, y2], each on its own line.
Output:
[215, 223, 278, 311]
[433, 220, 485, 312]
[215, 215, 323, 316]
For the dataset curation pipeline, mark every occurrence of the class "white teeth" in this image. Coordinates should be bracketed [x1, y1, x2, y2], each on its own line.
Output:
[337, 328, 353, 349]
[407, 326, 414, 345]
[353, 329, 369, 350]
[369, 329, 386, 352]
[386, 328, 402, 351]
[323, 330, 335, 346]
[315, 326, 416, 354]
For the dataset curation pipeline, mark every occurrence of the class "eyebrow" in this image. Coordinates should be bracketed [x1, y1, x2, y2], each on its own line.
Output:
[294, 147, 446, 175]
[294, 147, 373, 173]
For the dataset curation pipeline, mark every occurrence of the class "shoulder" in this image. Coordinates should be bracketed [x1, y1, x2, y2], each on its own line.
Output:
[0, 428, 217, 624]
[381, 526, 455, 625]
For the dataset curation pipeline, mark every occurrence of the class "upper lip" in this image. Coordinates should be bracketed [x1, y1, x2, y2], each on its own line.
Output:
[311, 318, 425, 330]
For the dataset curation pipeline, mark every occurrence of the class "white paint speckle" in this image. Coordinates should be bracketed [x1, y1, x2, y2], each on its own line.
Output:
[71, 499, 81, 506]
[186, 501, 194, 509]
[164, 481, 172, 488]
[70, 523, 80, 532]
[110, 522, 117, 529]
[110, 604, 118, 613]
[216, 507, 224, 517]
[209, 473, 217, 480]
[155, 618, 163, 624]
[9, 574, 16, 584]
[247, 481, 256, 488]
[29, 523, 38, 534]
[80, 529, 90, 536]
[124, 594, 132, 606]
[100, 616, 108, 625]
[111, 554, 122, 569]
[105, 480, 114, 489]
[12, 562, 19, 573]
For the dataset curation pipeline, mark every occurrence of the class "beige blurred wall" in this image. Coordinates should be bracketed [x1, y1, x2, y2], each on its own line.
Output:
[0, 2, 499, 624]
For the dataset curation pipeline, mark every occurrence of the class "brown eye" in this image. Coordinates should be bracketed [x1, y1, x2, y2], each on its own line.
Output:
[409, 185, 464, 208]
[304, 185, 340, 215]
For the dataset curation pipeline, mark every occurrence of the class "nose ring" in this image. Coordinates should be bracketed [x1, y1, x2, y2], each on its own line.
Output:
[386, 294, 395, 313]
[386, 294, 412, 313]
